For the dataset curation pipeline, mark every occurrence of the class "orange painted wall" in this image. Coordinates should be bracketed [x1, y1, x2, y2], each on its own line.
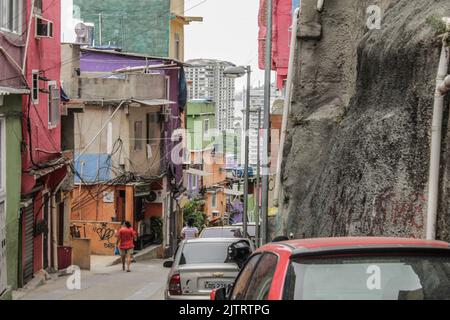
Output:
[205, 190, 226, 218]
[71, 221, 121, 255]
[144, 203, 163, 218]
[71, 185, 135, 224]
[203, 153, 226, 188]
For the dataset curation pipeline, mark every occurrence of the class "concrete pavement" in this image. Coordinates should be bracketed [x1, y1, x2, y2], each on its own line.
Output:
[14, 259, 169, 300]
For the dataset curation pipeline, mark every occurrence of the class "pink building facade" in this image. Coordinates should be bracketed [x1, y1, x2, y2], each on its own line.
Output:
[259, 0, 298, 90]
[20, 0, 71, 284]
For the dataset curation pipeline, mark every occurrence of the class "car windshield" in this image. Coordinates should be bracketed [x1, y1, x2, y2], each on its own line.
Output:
[233, 225, 256, 237]
[200, 228, 243, 238]
[179, 242, 233, 265]
[284, 254, 450, 300]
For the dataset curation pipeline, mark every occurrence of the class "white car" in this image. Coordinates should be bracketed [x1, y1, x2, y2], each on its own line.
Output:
[164, 237, 253, 300]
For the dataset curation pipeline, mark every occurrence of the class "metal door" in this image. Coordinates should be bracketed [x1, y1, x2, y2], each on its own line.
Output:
[23, 205, 34, 284]
[0, 201, 7, 295]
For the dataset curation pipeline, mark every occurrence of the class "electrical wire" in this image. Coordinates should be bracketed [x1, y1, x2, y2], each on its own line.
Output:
[0, 0, 209, 83]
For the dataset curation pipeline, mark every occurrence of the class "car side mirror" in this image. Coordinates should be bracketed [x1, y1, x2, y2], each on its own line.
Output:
[163, 260, 173, 268]
[227, 240, 252, 269]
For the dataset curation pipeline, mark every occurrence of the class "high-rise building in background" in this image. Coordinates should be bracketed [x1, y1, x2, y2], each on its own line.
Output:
[185, 59, 236, 131]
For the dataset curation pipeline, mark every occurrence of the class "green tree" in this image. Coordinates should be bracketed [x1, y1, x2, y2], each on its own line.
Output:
[183, 199, 207, 232]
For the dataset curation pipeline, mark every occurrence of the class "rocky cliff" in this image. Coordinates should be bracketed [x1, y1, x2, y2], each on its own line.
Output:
[279, 0, 450, 241]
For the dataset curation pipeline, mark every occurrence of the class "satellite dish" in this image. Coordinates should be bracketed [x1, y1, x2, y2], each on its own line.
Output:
[75, 22, 88, 38]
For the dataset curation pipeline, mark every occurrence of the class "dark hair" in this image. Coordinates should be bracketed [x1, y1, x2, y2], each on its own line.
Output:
[272, 236, 289, 242]
[187, 218, 195, 227]
[124, 221, 132, 228]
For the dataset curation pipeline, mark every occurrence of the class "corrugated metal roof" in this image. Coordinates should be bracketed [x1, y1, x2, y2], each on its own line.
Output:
[0, 86, 30, 95]
[132, 99, 176, 106]
[185, 168, 211, 177]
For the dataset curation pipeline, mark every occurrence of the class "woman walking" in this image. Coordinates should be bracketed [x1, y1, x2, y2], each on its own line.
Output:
[116, 221, 137, 272]
[181, 218, 199, 240]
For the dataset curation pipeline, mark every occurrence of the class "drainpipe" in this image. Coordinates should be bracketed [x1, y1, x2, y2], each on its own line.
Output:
[22, 0, 36, 75]
[273, 8, 300, 207]
[51, 175, 69, 271]
[426, 38, 449, 240]
[51, 194, 58, 270]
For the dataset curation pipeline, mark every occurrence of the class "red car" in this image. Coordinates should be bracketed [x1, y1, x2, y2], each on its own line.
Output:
[211, 237, 450, 300]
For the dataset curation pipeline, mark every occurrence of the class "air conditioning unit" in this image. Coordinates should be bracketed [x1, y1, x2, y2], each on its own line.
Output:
[144, 190, 164, 204]
[36, 17, 53, 38]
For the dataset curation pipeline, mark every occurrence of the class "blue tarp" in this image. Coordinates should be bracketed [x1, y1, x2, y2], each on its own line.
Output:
[74, 154, 112, 183]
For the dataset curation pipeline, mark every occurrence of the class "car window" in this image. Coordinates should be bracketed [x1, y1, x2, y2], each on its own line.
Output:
[243, 253, 278, 300]
[179, 242, 234, 265]
[201, 228, 243, 238]
[285, 254, 450, 300]
[230, 254, 262, 299]
[233, 225, 256, 237]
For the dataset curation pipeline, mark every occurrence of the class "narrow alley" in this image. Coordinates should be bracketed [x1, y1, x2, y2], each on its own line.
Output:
[15, 259, 168, 300]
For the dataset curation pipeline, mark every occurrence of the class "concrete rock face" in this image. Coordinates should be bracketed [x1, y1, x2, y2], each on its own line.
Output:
[280, 0, 450, 241]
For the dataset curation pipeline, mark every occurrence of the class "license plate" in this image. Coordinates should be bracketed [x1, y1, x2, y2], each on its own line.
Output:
[204, 281, 229, 289]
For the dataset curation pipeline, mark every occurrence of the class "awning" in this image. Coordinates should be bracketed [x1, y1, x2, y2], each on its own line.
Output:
[132, 99, 176, 106]
[224, 188, 244, 196]
[30, 160, 71, 179]
[185, 168, 211, 177]
[208, 216, 222, 223]
[0, 86, 30, 95]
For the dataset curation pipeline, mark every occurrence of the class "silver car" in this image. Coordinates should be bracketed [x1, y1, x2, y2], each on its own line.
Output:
[163, 237, 253, 300]
[199, 226, 244, 238]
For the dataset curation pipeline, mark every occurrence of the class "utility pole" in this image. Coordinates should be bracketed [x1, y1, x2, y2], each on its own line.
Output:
[99, 13, 103, 46]
[255, 108, 261, 247]
[242, 66, 251, 239]
[261, 0, 272, 245]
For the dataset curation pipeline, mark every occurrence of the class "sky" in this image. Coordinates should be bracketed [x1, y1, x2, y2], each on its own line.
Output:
[184, 0, 266, 91]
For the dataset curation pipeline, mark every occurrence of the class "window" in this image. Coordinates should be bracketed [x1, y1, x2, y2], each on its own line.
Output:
[204, 119, 209, 136]
[34, 0, 42, 14]
[211, 192, 217, 208]
[183, 148, 190, 164]
[243, 253, 278, 300]
[284, 254, 450, 300]
[48, 82, 60, 128]
[146, 114, 153, 159]
[179, 242, 236, 265]
[32, 70, 39, 104]
[191, 174, 197, 189]
[174, 33, 180, 60]
[230, 254, 262, 299]
[0, 0, 23, 34]
[134, 121, 143, 150]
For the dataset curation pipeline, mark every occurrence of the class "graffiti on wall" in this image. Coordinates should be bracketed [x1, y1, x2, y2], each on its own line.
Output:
[367, 189, 426, 236]
[327, 188, 426, 238]
[94, 223, 116, 249]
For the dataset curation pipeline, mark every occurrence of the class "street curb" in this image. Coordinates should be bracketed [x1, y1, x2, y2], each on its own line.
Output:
[109, 244, 162, 266]
[12, 270, 53, 300]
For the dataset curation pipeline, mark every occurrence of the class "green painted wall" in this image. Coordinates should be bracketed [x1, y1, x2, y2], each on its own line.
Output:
[2, 95, 22, 294]
[74, 0, 171, 57]
[186, 101, 216, 151]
